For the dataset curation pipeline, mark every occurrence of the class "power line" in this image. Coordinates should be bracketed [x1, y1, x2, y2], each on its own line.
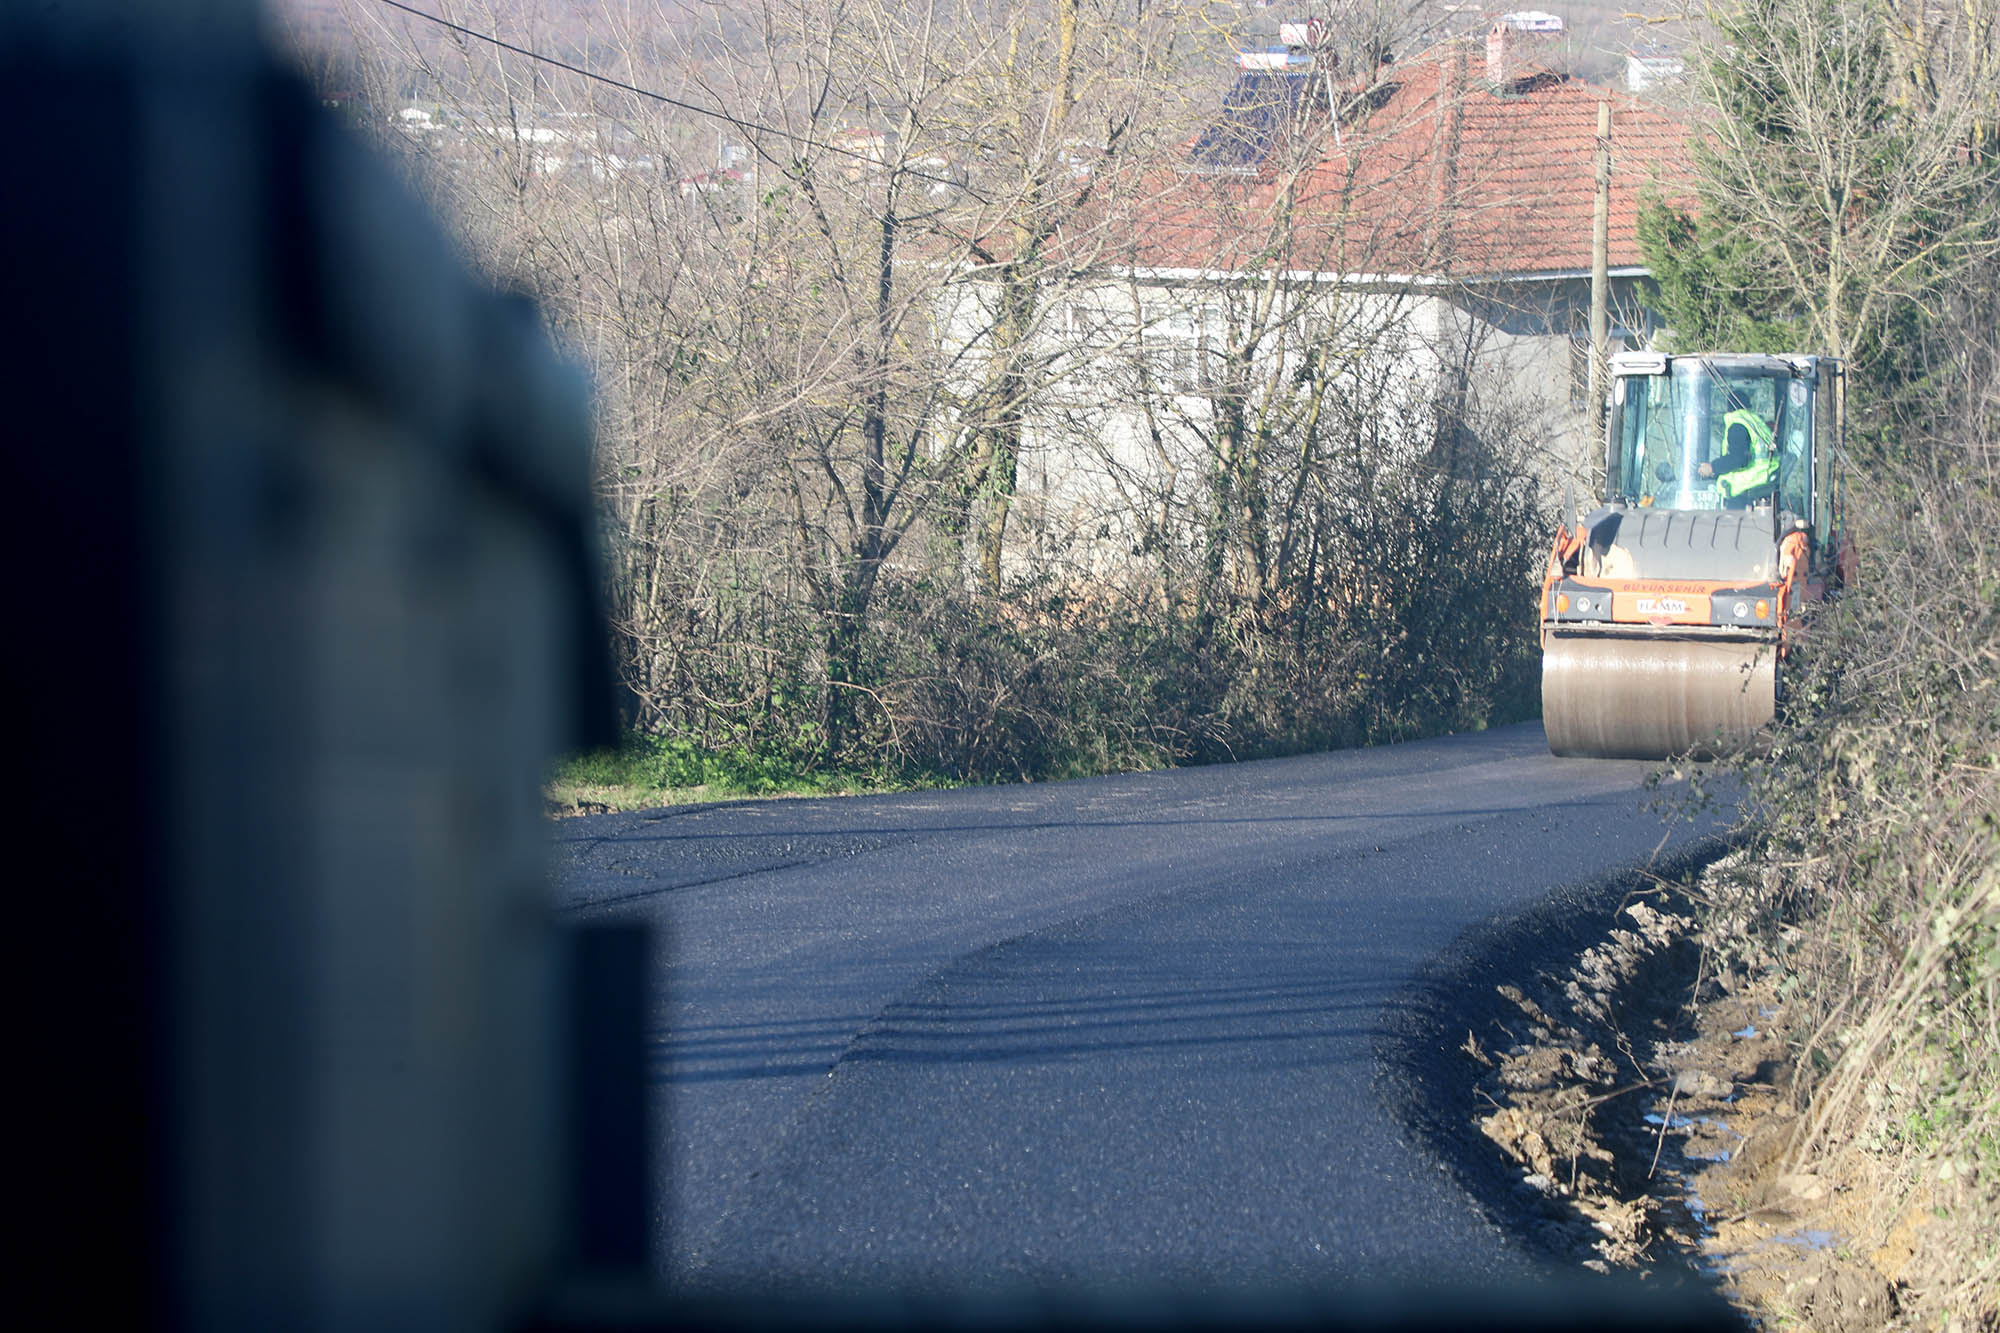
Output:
[366, 0, 974, 195]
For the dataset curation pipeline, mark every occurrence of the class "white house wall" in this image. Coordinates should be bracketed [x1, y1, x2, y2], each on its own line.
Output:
[1019, 278, 1457, 578]
[1449, 275, 1660, 500]
[939, 268, 1653, 582]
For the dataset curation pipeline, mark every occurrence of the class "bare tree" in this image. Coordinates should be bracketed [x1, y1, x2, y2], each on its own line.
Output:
[337, 0, 1556, 771]
[1644, 0, 2000, 418]
[341, 0, 1205, 746]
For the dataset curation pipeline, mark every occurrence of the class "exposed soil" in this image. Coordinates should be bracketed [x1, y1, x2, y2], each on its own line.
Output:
[548, 795, 616, 818]
[1466, 855, 1944, 1331]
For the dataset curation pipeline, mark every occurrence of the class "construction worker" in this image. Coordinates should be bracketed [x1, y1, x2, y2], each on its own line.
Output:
[1698, 407, 1778, 507]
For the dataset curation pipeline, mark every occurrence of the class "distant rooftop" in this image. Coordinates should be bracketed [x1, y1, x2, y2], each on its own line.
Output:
[1154, 43, 1696, 280]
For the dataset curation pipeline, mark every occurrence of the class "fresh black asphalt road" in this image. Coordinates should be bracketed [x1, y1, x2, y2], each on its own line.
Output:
[549, 721, 1723, 1302]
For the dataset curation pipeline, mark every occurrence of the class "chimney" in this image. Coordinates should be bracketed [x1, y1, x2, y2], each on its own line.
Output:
[1486, 11, 1563, 86]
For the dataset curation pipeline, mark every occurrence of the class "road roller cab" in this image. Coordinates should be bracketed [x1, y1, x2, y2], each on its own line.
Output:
[1541, 352, 1850, 758]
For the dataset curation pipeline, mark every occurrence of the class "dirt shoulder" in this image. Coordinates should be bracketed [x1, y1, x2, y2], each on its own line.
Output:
[1402, 847, 1948, 1332]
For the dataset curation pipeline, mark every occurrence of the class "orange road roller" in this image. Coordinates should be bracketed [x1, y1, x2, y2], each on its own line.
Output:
[1542, 352, 1855, 759]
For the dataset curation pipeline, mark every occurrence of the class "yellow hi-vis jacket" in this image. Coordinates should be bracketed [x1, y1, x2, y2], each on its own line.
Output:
[1716, 408, 1778, 501]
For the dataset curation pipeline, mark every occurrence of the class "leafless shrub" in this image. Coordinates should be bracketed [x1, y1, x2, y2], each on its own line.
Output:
[1705, 251, 1999, 1329]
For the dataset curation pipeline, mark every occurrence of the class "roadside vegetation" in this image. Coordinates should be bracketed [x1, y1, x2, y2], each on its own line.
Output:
[324, 0, 1552, 809]
[1640, 0, 1999, 1321]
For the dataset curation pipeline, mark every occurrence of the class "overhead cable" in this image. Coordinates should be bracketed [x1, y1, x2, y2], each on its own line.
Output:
[366, 0, 978, 196]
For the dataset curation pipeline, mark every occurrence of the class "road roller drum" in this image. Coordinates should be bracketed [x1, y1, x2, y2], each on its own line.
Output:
[1543, 635, 1777, 759]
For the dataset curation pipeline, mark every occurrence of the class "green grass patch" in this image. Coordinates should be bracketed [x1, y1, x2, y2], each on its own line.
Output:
[546, 733, 946, 815]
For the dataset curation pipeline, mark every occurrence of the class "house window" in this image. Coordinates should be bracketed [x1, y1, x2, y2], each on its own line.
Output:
[1140, 299, 1219, 396]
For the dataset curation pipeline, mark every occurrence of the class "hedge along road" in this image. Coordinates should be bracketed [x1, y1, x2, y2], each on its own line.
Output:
[550, 721, 1725, 1304]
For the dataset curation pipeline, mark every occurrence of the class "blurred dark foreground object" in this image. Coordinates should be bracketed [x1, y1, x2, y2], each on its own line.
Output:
[3, 1, 630, 1327]
[540, 1276, 1742, 1332]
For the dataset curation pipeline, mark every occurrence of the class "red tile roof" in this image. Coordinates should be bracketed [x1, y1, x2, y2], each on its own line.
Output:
[1119, 47, 1696, 281]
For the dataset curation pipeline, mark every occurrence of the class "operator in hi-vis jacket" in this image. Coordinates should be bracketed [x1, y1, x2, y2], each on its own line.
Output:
[1699, 407, 1778, 507]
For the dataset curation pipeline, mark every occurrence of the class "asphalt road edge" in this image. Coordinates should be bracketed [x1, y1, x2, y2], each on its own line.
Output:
[1372, 832, 1747, 1317]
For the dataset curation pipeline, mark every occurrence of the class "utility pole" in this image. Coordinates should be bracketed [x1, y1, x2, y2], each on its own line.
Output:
[1587, 98, 1612, 443]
